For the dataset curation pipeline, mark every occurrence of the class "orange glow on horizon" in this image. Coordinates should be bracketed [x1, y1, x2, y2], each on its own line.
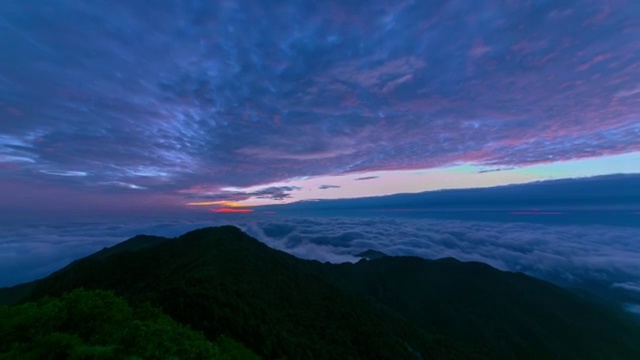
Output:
[210, 208, 254, 213]
[187, 200, 245, 207]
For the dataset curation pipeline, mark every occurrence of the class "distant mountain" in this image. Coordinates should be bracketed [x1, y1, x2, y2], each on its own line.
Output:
[261, 174, 640, 226]
[2, 226, 640, 359]
[356, 249, 389, 260]
[270, 173, 640, 210]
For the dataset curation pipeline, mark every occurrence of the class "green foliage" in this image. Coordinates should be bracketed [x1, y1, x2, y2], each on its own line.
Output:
[26, 227, 474, 359]
[0, 288, 258, 360]
[216, 336, 261, 360]
[10, 226, 640, 359]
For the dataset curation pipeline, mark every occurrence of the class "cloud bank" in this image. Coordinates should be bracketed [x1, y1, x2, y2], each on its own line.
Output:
[3, 215, 639, 311]
[244, 217, 640, 308]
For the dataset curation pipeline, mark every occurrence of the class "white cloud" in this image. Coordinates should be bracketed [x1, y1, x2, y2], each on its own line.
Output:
[245, 217, 640, 293]
[2, 215, 640, 315]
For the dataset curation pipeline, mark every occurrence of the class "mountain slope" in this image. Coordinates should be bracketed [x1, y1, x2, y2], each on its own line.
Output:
[356, 249, 389, 260]
[318, 256, 640, 359]
[0, 281, 36, 306]
[89, 234, 170, 259]
[0, 288, 259, 360]
[23, 226, 476, 360]
[3, 226, 640, 359]
[0, 235, 169, 306]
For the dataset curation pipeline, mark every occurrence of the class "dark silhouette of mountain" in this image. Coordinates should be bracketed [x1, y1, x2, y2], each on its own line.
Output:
[0, 235, 170, 306]
[0, 281, 36, 306]
[266, 174, 640, 211]
[90, 234, 170, 259]
[260, 174, 640, 227]
[2, 226, 640, 359]
[16, 226, 475, 360]
[356, 249, 388, 260]
[316, 256, 640, 359]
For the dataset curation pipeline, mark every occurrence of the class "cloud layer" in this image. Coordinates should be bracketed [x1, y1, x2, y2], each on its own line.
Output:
[1, 0, 640, 212]
[246, 217, 640, 289]
[0, 218, 226, 286]
[3, 215, 640, 310]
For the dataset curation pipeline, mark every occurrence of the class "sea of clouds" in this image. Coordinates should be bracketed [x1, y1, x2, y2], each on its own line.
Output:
[245, 217, 640, 294]
[2, 215, 639, 312]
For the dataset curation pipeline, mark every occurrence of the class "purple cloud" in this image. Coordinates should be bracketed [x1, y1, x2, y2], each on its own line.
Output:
[251, 186, 302, 200]
[181, 185, 302, 205]
[1, 0, 640, 214]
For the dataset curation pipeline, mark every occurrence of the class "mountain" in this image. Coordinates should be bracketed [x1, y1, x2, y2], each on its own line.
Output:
[89, 234, 170, 259]
[265, 174, 640, 211]
[260, 174, 640, 227]
[316, 256, 640, 359]
[0, 281, 36, 306]
[356, 249, 389, 260]
[16, 226, 475, 360]
[2, 226, 640, 359]
[0, 288, 259, 359]
[0, 235, 171, 306]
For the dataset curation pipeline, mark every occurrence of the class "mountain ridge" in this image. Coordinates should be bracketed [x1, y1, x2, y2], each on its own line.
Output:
[2, 225, 640, 359]
[258, 174, 640, 227]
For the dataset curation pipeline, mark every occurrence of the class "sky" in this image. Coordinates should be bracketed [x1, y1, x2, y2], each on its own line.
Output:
[1, 0, 640, 218]
[3, 0, 640, 315]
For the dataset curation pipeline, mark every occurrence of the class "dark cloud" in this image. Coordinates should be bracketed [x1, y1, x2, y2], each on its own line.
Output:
[354, 176, 379, 181]
[178, 185, 304, 208]
[318, 184, 341, 189]
[1, 0, 640, 214]
[251, 186, 302, 200]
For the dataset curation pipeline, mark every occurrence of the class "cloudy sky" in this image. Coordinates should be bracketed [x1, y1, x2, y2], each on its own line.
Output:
[1, 0, 639, 217]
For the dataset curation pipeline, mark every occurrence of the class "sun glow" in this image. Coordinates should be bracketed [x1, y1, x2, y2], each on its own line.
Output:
[210, 208, 254, 213]
[186, 200, 246, 207]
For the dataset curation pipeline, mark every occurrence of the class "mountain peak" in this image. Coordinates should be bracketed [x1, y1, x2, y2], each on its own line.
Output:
[90, 234, 169, 259]
[3, 225, 640, 360]
[356, 249, 389, 260]
[180, 225, 246, 238]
